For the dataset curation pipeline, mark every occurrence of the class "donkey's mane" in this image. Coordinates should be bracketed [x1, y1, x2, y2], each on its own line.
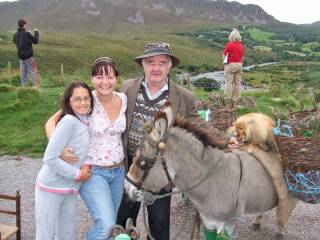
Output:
[173, 116, 228, 149]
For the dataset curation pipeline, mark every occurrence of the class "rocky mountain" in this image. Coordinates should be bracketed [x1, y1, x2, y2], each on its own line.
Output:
[0, 0, 278, 32]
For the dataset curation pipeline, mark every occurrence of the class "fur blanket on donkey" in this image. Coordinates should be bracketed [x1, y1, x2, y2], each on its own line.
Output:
[228, 113, 298, 238]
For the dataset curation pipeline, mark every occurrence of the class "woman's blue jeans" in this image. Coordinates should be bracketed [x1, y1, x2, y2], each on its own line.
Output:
[80, 165, 125, 240]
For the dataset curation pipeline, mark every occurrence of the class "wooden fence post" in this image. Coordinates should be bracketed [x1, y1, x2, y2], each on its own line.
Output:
[60, 63, 64, 84]
[7, 61, 12, 85]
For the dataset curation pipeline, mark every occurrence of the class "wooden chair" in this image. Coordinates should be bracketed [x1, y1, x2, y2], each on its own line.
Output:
[0, 191, 21, 240]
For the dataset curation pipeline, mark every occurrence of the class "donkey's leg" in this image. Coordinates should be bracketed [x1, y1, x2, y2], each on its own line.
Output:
[252, 214, 263, 231]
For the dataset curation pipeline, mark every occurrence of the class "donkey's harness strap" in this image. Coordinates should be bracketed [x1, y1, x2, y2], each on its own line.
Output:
[134, 132, 173, 190]
[232, 152, 243, 214]
[139, 145, 220, 202]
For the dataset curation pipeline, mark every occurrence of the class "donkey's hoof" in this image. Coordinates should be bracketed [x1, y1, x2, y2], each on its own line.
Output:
[275, 233, 285, 240]
[252, 223, 261, 231]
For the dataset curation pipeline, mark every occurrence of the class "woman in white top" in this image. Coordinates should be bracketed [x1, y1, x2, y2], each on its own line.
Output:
[45, 57, 127, 239]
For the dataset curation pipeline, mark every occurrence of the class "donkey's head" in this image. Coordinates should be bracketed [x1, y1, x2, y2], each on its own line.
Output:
[125, 102, 175, 197]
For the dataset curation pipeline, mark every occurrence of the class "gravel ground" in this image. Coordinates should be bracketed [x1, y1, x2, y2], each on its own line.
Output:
[0, 155, 319, 240]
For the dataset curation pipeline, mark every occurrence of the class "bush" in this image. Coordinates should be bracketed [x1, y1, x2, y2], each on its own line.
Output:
[314, 91, 320, 103]
[193, 78, 220, 92]
[268, 84, 283, 97]
[187, 65, 199, 73]
[0, 70, 20, 86]
[0, 84, 15, 92]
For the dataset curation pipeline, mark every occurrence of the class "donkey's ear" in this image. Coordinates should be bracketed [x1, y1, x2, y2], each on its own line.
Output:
[152, 111, 168, 141]
[162, 101, 174, 127]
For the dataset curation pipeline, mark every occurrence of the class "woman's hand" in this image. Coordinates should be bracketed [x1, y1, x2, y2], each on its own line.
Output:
[77, 165, 92, 182]
[228, 136, 242, 150]
[60, 147, 79, 163]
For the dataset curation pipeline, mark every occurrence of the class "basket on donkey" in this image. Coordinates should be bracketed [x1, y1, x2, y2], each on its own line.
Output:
[274, 103, 320, 204]
[210, 105, 236, 132]
[207, 93, 237, 132]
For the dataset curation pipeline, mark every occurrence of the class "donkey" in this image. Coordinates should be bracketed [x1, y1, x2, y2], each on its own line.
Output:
[125, 103, 297, 240]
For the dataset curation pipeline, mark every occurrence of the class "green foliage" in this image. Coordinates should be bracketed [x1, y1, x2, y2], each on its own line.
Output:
[193, 78, 220, 92]
[179, 25, 320, 64]
[248, 28, 274, 41]
[268, 84, 283, 97]
[0, 29, 320, 155]
[314, 91, 320, 103]
[1, 32, 221, 79]
[0, 87, 60, 156]
[16, 87, 40, 101]
[0, 84, 15, 92]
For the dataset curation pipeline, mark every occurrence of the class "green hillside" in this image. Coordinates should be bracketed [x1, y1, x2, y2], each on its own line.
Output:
[1, 27, 320, 156]
[1, 32, 222, 79]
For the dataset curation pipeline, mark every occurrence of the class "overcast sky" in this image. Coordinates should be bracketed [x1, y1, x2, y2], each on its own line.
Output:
[0, 0, 318, 25]
[228, 0, 318, 24]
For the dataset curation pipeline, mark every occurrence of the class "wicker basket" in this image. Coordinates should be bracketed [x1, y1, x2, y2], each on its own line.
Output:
[275, 108, 320, 204]
[210, 105, 236, 132]
[288, 108, 320, 136]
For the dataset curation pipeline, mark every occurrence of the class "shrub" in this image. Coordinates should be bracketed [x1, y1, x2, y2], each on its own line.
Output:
[0, 84, 15, 92]
[268, 84, 283, 97]
[187, 65, 199, 73]
[314, 91, 320, 103]
[193, 78, 220, 92]
[0, 70, 20, 86]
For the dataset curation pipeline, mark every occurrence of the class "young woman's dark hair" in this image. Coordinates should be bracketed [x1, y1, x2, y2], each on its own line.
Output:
[58, 81, 94, 123]
[91, 57, 119, 77]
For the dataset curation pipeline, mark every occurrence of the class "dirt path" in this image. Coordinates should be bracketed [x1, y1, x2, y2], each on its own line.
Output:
[0, 155, 319, 239]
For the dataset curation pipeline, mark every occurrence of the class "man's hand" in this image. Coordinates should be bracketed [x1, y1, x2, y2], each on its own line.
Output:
[77, 165, 91, 182]
[228, 136, 242, 150]
[60, 147, 79, 163]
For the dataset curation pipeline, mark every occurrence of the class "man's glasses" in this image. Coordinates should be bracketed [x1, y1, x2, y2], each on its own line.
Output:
[145, 42, 170, 50]
[71, 96, 91, 104]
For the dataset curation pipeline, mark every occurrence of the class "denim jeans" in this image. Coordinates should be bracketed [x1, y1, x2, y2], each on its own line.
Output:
[80, 165, 125, 240]
[19, 57, 40, 86]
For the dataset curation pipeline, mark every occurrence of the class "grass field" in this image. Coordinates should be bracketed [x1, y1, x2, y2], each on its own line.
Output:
[0, 32, 223, 79]
[1, 32, 319, 156]
[248, 28, 274, 42]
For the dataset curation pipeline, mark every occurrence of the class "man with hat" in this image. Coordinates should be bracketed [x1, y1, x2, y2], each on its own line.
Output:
[116, 42, 199, 240]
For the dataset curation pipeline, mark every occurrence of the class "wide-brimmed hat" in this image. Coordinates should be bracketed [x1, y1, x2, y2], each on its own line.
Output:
[134, 42, 180, 68]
